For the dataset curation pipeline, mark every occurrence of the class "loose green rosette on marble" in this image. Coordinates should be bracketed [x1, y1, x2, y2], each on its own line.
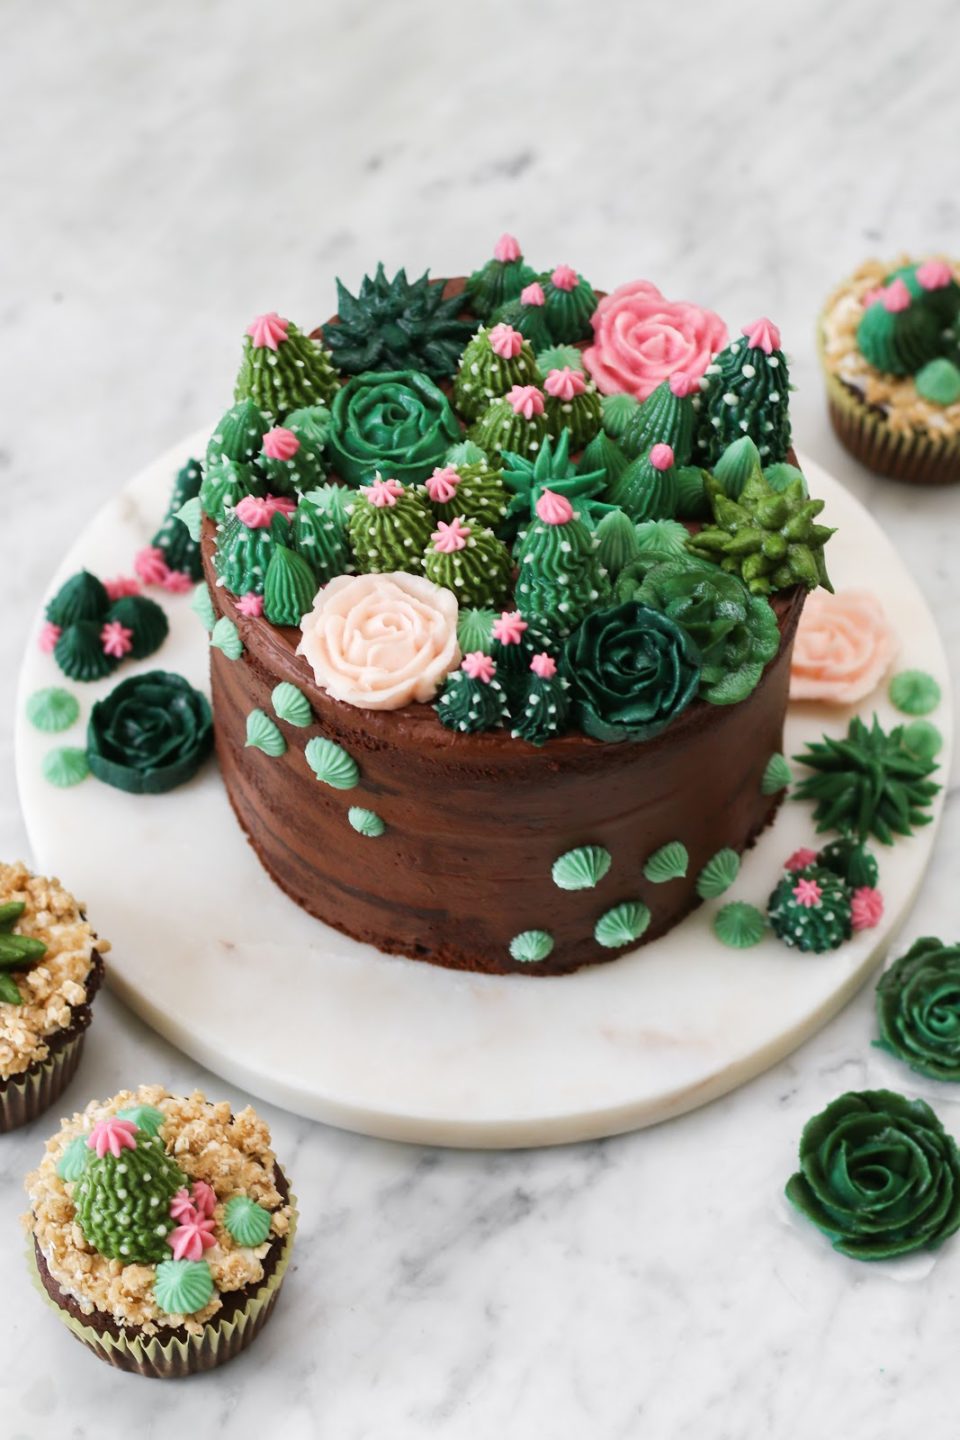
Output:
[565, 601, 701, 742]
[785, 1089, 960, 1259]
[876, 939, 960, 1081]
[87, 671, 213, 795]
[327, 370, 461, 487]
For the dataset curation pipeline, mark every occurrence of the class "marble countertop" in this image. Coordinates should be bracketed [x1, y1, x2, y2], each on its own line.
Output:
[4, 1, 960, 1434]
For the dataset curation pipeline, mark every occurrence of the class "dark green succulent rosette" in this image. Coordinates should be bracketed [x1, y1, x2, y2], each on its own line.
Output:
[785, 1089, 960, 1259]
[565, 601, 701, 742]
[688, 471, 835, 596]
[876, 939, 960, 1081]
[324, 266, 476, 379]
[87, 670, 213, 795]
[327, 370, 461, 487]
[793, 715, 940, 844]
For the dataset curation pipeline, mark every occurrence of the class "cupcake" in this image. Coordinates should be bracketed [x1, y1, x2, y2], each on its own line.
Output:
[819, 255, 960, 484]
[0, 861, 106, 1132]
[23, 1085, 296, 1378]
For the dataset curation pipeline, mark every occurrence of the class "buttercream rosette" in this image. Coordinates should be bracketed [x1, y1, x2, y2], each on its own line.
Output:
[583, 280, 728, 402]
[789, 589, 897, 704]
[297, 572, 461, 710]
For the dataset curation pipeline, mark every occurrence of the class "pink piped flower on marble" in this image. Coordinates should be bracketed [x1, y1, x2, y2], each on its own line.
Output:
[431, 517, 471, 553]
[234, 495, 274, 529]
[583, 279, 728, 401]
[851, 886, 884, 932]
[237, 592, 265, 618]
[161, 569, 193, 595]
[462, 651, 497, 684]
[488, 323, 524, 359]
[536, 489, 574, 525]
[87, 1116, 138, 1159]
[551, 265, 579, 292]
[262, 426, 300, 461]
[167, 1214, 217, 1263]
[649, 443, 675, 471]
[882, 279, 912, 313]
[246, 312, 289, 350]
[792, 877, 823, 909]
[530, 652, 557, 679]
[917, 259, 953, 292]
[742, 317, 782, 354]
[785, 847, 818, 873]
[425, 466, 461, 504]
[366, 476, 405, 508]
[103, 576, 140, 601]
[169, 1188, 198, 1224]
[494, 233, 522, 263]
[492, 611, 528, 646]
[507, 384, 545, 419]
[544, 367, 587, 401]
[100, 620, 134, 659]
[521, 282, 545, 307]
[790, 589, 897, 705]
[134, 545, 170, 586]
[190, 1180, 217, 1218]
[38, 621, 61, 654]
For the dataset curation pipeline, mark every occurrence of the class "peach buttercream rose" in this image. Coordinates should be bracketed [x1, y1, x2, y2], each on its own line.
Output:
[583, 279, 728, 401]
[297, 572, 461, 711]
[790, 589, 897, 704]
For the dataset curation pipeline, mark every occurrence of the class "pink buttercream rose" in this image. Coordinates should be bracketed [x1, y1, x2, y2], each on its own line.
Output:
[297, 572, 460, 711]
[790, 590, 897, 705]
[583, 279, 728, 401]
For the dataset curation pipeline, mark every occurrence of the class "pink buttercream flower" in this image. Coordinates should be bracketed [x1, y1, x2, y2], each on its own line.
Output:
[103, 575, 141, 601]
[38, 621, 61, 654]
[246, 311, 289, 350]
[425, 466, 462, 504]
[544, 367, 587, 401]
[265, 493, 297, 519]
[669, 371, 696, 398]
[851, 886, 884, 932]
[366, 476, 405, 508]
[262, 426, 300, 461]
[488, 322, 523, 359]
[161, 569, 193, 595]
[862, 286, 886, 309]
[742, 317, 782, 354]
[551, 265, 578, 292]
[167, 1215, 217, 1263]
[169, 1188, 198, 1223]
[649, 443, 675, 471]
[521, 282, 545, 307]
[583, 279, 728, 402]
[87, 1116, 138, 1159]
[785, 847, 819, 873]
[530, 652, 557, 679]
[790, 589, 897, 705]
[237, 592, 264, 618]
[492, 610, 528, 646]
[134, 545, 170, 586]
[882, 279, 912, 313]
[432, 517, 471, 553]
[100, 620, 134, 658]
[536, 489, 574, 525]
[917, 258, 953, 291]
[191, 1180, 217, 1218]
[494, 233, 522, 263]
[507, 384, 545, 419]
[462, 651, 497, 683]
[234, 495, 274, 528]
[793, 877, 823, 908]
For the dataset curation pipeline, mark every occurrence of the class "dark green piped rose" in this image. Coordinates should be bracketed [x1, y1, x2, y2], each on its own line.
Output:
[327, 370, 461, 487]
[785, 1089, 960, 1260]
[876, 938, 960, 1081]
[87, 670, 213, 795]
[565, 601, 701, 742]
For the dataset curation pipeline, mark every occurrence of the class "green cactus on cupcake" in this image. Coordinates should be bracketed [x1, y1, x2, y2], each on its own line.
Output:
[71, 1115, 188, 1264]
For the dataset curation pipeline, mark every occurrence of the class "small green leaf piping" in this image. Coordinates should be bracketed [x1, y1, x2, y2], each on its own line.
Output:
[551, 845, 612, 891]
[116, 1103, 166, 1136]
[348, 806, 385, 837]
[305, 737, 359, 789]
[509, 930, 555, 963]
[594, 902, 651, 949]
[696, 848, 740, 898]
[0, 902, 26, 931]
[154, 1259, 214, 1316]
[210, 616, 243, 660]
[190, 582, 217, 632]
[175, 496, 204, 542]
[0, 975, 23, 1004]
[889, 669, 941, 717]
[271, 682, 312, 728]
[762, 752, 792, 795]
[26, 687, 79, 734]
[714, 902, 766, 948]
[643, 841, 689, 884]
[245, 708, 287, 757]
[56, 1135, 92, 1182]
[224, 1194, 273, 1247]
[902, 719, 943, 762]
[42, 747, 89, 788]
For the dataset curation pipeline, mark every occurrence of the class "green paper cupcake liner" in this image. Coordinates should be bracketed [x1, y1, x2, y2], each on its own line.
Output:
[0, 1027, 88, 1134]
[27, 1182, 297, 1379]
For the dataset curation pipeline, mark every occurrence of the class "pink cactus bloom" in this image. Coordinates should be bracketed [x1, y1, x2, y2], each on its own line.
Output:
[161, 569, 194, 595]
[530, 652, 557, 679]
[882, 279, 911, 313]
[851, 886, 884, 932]
[167, 1215, 217, 1262]
[741, 317, 782, 354]
[649, 443, 675, 472]
[507, 384, 545, 419]
[492, 610, 528, 646]
[366, 477, 405, 508]
[103, 575, 141, 601]
[169, 1188, 198, 1223]
[134, 545, 170, 586]
[237, 592, 264, 618]
[792, 877, 823, 908]
[462, 651, 497, 683]
[861, 286, 886, 309]
[494, 233, 522, 263]
[87, 1117, 138, 1159]
[520, 282, 545, 307]
[535, 489, 574, 525]
[917, 259, 953, 291]
[191, 1180, 218, 1218]
[785, 847, 818, 873]
[551, 265, 579, 292]
[246, 312, 289, 350]
[431, 517, 471, 553]
[669, 371, 696, 398]
[488, 323, 524, 359]
[264, 494, 297, 519]
[38, 621, 62, 654]
[100, 620, 134, 659]
[262, 426, 300, 461]
[544, 367, 586, 401]
[425, 466, 462, 504]
[234, 495, 275, 529]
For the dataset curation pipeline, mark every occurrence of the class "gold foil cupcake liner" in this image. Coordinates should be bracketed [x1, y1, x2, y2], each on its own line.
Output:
[27, 1187, 297, 1379]
[0, 1028, 88, 1134]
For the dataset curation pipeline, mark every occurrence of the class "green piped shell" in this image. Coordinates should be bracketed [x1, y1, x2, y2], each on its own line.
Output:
[210, 616, 243, 660]
[509, 929, 555, 963]
[26, 687, 79, 734]
[42, 747, 89, 787]
[154, 1259, 214, 1316]
[56, 1135, 91, 1182]
[457, 608, 497, 655]
[190, 582, 217, 632]
[903, 719, 943, 762]
[175, 496, 204, 542]
[348, 806, 385, 837]
[714, 902, 765, 948]
[696, 848, 740, 899]
[643, 841, 689, 884]
[245, 708, 286, 757]
[272, 682, 312, 728]
[536, 344, 584, 377]
[594, 902, 651, 949]
[224, 1194, 272, 1247]
[889, 669, 941, 717]
[116, 1103, 166, 1136]
[305, 737, 359, 790]
[761, 752, 792, 795]
[551, 845, 612, 892]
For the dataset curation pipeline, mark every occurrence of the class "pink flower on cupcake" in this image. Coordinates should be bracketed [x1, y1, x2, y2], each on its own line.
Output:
[583, 279, 728, 401]
[790, 590, 897, 705]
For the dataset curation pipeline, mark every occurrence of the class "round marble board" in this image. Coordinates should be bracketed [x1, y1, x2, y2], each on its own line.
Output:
[15, 437, 952, 1148]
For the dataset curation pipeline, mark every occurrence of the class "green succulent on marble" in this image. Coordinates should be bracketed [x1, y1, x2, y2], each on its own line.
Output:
[324, 266, 476, 379]
[687, 471, 835, 596]
[793, 714, 940, 844]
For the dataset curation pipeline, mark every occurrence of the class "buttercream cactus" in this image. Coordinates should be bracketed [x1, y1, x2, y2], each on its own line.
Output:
[152, 458, 204, 581]
[688, 469, 835, 595]
[290, 492, 353, 584]
[466, 234, 537, 320]
[514, 489, 609, 634]
[542, 367, 603, 448]
[234, 311, 340, 416]
[890, 257, 960, 327]
[538, 265, 599, 343]
[347, 476, 434, 575]
[471, 383, 549, 458]
[71, 1116, 188, 1263]
[206, 398, 271, 470]
[767, 867, 853, 953]
[422, 463, 509, 531]
[488, 608, 561, 706]
[436, 652, 510, 733]
[258, 423, 326, 497]
[856, 279, 941, 377]
[452, 322, 539, 422]
[213, 498, 292, 597]
[618, 372, 697, 465]
[323, 264, 475, 379]
[423, 516, 513, 609]
[500, 431, 607, 541]
[698, 318, 793, 465]
[580, 428, 630, 489]
[793, 715, 939, 843]
[490, 281, 553, 352]
[609, 442, 680, 522]
[263, 544, 317, 626]
[511, 651, 572, 746]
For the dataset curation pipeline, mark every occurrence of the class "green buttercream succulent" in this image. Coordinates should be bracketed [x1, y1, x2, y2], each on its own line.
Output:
[785, 1090, 960, 1260]
[489, 614, 562, 705]
[423, 518, 513, 609]
[915, 357, 960, 406]
[538, 268, 599, 343]
[328, 370, 461, 487]
[697, 323, 793, 465]
[470, 388, 549, 459]
[347, 479, 434, 574]
[857, 293, 941, 376]
[816, 836, 878, 889]
[674, 465, 711, 520]
[87, 670, 213, 795]
[511, 662, 572, 745]
[793, 714, 940, 844]
[687, 471, 834, 596]
[72, 1121, 188, 1263]
[452, 326, 539, 422]
[876, 938, 960, 1081]
[0, 903, 47, 1006]
[104, 596, 169, 661]
[206, 399, 271, 468]
[618, 377, 696, 464]
[500, 432, 607, 541]
[580, 430, 629, 489]
[224, 1193, 273, 1247]
[258, 423, 327, 498]
[594, 509, 641, 579]
[543, 370, 603, 449]
[608, 445, 680, 522]
[768, 865, 852, 952]
[324, 266, 475, 379]
[565, 601, 701, 742]
[263, 544, 317, 626]
[887, 259, 960, 325]
[154, 1259, 214, 1315]
[601, 391, 640, 441]
[514, 500, 609, 635]
[635, 559, 780, 705]
[764, 462, 807, 495]
[422, 460, 509, 530]
[200, 457, 265, 524]
[457, 607, 497, 654]
[153, 459, 204, 579]
[290, 494, 353, 585]
[490, 295, 553, 352]
[235, 317, 340, 415]
[46, 570, 109, 628]
[466, 245, 537, 321]
[214, 511, 289, 597]
[54, 622, 118, 683]
[536, 344, 584, 378]
[435, 666, 509, 733]
[712, 437, 762, 500]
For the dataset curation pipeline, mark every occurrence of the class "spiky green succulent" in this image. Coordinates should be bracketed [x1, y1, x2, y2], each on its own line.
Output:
[793, 715, 940, 844]
[499, 432, 609, 540]
[323, 265, 476, 379]
[687, 471, 834, 596]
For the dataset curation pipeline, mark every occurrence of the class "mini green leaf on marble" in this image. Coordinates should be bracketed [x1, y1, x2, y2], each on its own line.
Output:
[224, 1194, 273, 1247]
[509, 930, 555, 963]
[762, 752, 792, 795]
[26, 687, 79, 734]
[305, 737, 359, 789]
[551, 845, 612, 891]
[696, 848, 740, 899]
[714, 902, 766, 949]
[210, 616, 243, 660]
[643, 841, 689, 884]
[245, 709, 286, 757]
[271, 682, 312, 728]
[348, 806, 385, 837]
[594, 902, 651, 949]
[42, 747, 90, 788]
[902, 719, 943, 762]
[190, 582, 217, 632]
[175, 496, 204, 543]
[889, 669, 941, 717]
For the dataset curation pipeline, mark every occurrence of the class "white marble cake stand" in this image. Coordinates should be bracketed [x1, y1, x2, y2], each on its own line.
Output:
[14, 440, 952, 1148]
